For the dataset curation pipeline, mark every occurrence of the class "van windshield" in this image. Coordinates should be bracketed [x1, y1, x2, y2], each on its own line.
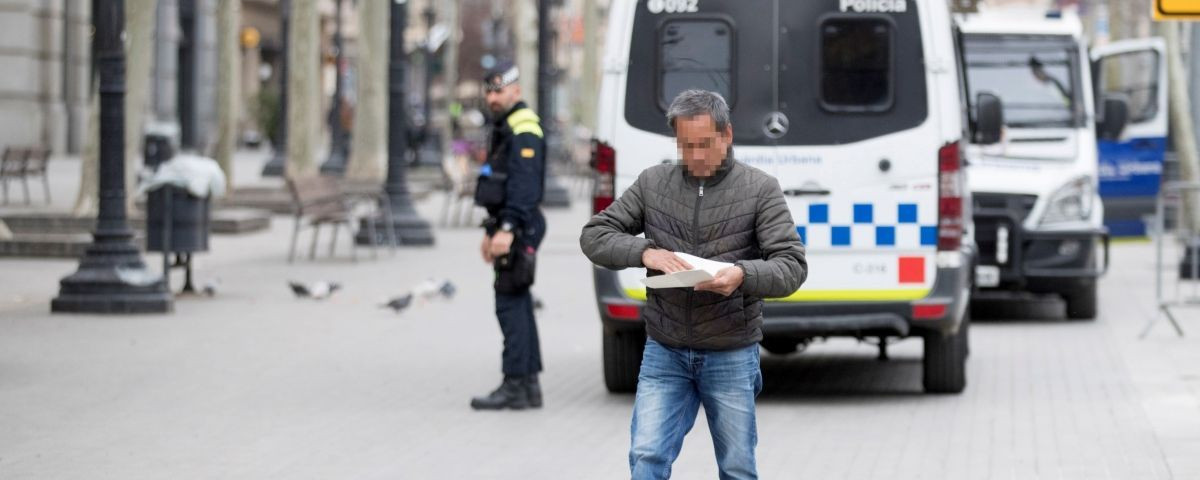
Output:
[963, 34, 1084, 129]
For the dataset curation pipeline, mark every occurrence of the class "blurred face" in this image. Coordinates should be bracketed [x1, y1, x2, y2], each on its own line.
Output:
[485, 83, 521, 115]
[674, 114, 733, 178]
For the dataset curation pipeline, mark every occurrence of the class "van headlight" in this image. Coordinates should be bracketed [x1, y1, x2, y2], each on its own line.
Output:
[1038, 177, 1095, 228]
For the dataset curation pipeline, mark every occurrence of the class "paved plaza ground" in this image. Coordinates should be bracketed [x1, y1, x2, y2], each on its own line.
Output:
[2, 153, 1199, 479]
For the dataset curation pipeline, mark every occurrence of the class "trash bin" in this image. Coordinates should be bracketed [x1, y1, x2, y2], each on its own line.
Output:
[140, 126, 219, 293]
[142, 128, 211, 253]
[145, 185, 211, 253]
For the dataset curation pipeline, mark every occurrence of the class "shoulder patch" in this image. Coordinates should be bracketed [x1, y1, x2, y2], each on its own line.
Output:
[520, 147, 535, 158]
[507, 108, 544, 138]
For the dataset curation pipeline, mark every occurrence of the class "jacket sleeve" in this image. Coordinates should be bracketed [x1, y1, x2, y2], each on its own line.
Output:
[736, 176, 808, 298]
[498, 132, 544, 229]
[579, 170, 656, 270]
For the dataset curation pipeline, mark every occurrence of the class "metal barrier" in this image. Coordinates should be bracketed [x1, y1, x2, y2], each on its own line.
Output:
[1144, 181, 1200, 338]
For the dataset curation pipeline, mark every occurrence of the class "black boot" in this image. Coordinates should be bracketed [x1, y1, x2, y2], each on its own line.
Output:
[525, 374, 543, 408]
[470, 376, 530, 410]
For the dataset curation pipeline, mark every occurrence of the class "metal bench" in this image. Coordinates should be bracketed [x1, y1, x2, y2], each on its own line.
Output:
[0, 146, 50, 205]
[285, 175, 397, 262]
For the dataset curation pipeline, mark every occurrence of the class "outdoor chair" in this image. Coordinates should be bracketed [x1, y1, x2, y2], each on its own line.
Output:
[285, 175, 397, 263]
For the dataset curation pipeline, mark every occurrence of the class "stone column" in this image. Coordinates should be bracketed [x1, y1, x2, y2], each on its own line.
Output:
[0, 1, 43, 150]
[153, 0, 180, 125]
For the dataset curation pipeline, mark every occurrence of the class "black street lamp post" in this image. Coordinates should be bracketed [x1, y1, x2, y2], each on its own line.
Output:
[320, 0, 350, 174]
[52, 0, 172, 314]
[420, 5, 436, 161]
[261, 0, 290, 177]
[357, 0, 434, 246]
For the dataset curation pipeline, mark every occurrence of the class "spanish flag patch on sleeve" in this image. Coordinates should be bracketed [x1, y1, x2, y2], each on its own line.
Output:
[520, 148, 535, 158]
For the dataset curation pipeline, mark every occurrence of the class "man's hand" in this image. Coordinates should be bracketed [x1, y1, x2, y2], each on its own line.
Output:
[481, 234, 494, 263]
[641, 248, 693, 274]
[695, 266, 745, 297]
[489, 230, 515, 258]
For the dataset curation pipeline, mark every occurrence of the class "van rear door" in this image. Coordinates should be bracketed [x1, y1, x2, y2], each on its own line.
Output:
[615, 0, 943, 302]
[1091, 39, 1168, 237]
[615, 0, 782, 300]
[770, 1, 941, 302]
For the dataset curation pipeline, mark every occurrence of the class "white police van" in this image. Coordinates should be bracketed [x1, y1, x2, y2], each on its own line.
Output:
[956, 10, 1165, 319]
[591, 0, 976, 393]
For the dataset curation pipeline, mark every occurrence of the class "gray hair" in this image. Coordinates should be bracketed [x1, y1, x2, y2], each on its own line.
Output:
[666, 89, 731, 132]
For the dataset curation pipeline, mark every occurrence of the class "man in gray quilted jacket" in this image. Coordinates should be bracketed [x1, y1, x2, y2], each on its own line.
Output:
[580, 89, 807, 480]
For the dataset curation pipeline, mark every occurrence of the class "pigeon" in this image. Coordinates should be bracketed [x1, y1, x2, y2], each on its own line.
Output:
[381, 293, 414, 313]
[201, 278, 220, 297]
[438, 280, 457, 299]
[115, 266, 164, 287]
[412, 278, 457, 302]
[289, 281, 341, 300]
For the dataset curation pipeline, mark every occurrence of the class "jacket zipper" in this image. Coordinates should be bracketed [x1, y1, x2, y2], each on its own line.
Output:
[686, 179, 705, 344]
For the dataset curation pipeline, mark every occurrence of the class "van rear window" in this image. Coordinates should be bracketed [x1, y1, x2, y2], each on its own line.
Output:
[821, 18, 893, 111]
[659, 20, 734, 108]
[623, 1, 927, 146]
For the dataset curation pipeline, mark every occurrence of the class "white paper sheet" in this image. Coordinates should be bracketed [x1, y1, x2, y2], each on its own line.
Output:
[640, 252, 734, 289]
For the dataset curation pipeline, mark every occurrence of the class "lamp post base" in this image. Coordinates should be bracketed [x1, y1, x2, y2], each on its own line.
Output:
[355, 211, 434, 246]
[51, 234, 172, 314]
[319, 147, 349, 175]
[261, 150, 286, 177]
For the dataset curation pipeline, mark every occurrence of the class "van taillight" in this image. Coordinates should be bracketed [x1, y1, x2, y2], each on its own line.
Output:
[591, 139, 616, 214]
[937, 141, 964, 251]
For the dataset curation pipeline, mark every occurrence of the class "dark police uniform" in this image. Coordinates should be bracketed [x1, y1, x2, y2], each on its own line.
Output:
[471, 85, 547, 409]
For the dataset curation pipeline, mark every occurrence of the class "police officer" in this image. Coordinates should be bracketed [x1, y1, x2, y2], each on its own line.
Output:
[471, 61, 548, 410]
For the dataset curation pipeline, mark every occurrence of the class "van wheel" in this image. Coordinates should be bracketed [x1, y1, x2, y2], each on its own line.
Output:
[1064, 283, 1098, 320]
[603, 330, 645, 393]
[922, 314, 968, 394]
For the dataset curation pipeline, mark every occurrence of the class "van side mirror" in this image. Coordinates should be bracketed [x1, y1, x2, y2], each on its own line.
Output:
[974, 92, 1004, 145]
[1097, 95, 1130, 141]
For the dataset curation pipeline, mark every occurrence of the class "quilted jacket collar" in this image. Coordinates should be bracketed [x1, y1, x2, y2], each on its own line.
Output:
[682, 148, 735, 188]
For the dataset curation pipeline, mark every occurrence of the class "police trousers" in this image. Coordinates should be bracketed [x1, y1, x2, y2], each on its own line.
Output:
[494, 211, 546, 376]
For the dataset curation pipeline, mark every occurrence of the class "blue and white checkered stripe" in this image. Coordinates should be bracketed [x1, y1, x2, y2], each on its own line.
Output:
[794, 202, 938, 249]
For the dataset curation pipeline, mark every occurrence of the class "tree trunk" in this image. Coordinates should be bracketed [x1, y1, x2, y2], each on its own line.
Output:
[286, 0, 320, 178]
[511, 0, 538, 112]
[214, 0, 241, 187]
[346, 0, 386, 181]
[124, 0, 154, 211]
[72, 0, 153, 217]
[580, 0, 598, 132]
[72, 82, 99, 216]
[1164, 22, 1200, 232]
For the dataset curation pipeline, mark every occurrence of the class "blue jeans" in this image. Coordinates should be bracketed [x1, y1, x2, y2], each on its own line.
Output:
[629, 338, 763, 480]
